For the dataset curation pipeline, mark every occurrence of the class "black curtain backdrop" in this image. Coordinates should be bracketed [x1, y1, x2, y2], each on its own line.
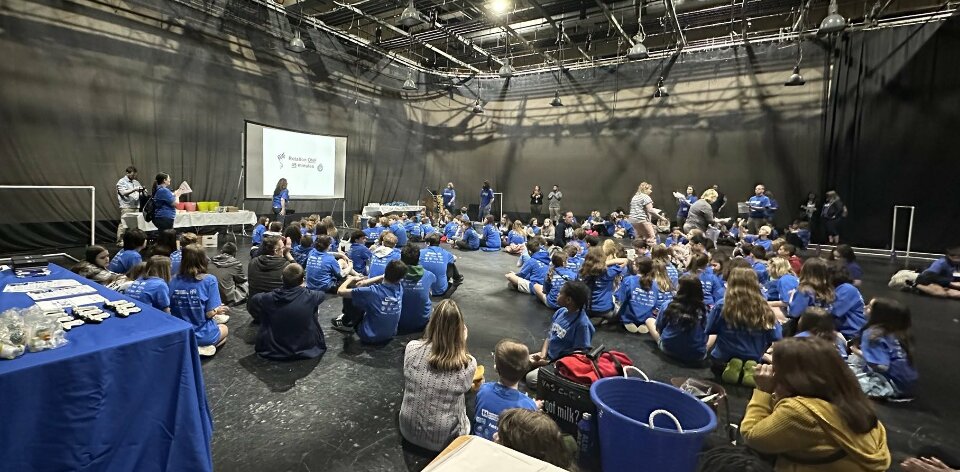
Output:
[823, 15, 960, 253]
[0, 0, 950, 253]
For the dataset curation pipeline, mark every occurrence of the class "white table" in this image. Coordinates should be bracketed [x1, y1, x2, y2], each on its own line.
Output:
[123, 210, 257, 232]
[361, 205, 425, 217]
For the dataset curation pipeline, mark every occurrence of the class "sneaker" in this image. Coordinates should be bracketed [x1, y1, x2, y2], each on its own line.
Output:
[741, 360, 758, 387]
[637, 324, 650, 334]
[721, 358, 744, 385]
[198, 345, 217, 357]
[213, 314, 230, 324]
[331, 314, 354, 333]
[623, 323, 639, 333]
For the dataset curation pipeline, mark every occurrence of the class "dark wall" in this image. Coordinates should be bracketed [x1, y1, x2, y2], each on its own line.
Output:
[823, 17, 960, 253]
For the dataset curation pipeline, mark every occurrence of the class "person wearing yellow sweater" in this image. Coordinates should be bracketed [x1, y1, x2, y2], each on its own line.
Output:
[740, 337, 891, 472]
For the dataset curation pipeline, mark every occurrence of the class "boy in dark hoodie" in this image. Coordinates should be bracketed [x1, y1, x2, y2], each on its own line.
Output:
[209, 242, 248, 305]
[247, 236, 294, 322]
[251, 263, 327, 360]
[397, 243, 437, 334]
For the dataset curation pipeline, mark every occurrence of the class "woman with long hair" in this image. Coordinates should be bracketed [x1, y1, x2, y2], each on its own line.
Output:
[530, 185, 543, 221]
[496, 408, 576, 470]
[579, 247, 628, 321]
[742, 337, 891, 472]
[627, 182, 666, 246]
[850, 297, 918, 399]
[821, 190, 845, 244]
[399, 299, 477, 452]
[651, 274, 709, 363]
[71, 245, 130, 291]
[169, 244, 229, 356]
[126, 255, 173, 312]
[540, 218, 555, 241]
[706, 267, 782, 386]
[272, 178, 290, 224]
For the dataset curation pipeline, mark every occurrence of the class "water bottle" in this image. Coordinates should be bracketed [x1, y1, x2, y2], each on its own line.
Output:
[577, 412, 598, 470]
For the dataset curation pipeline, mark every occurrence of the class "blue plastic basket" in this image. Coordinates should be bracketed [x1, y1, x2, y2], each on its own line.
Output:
[590, 376, 717, 472]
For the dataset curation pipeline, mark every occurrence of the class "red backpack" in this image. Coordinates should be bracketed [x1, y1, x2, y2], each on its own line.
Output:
[555, 345, 634, 385]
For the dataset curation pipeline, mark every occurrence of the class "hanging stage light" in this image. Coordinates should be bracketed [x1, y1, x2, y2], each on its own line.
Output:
[784, 66, 806, 87]
[626, 34, 648, 60]
[654, 76, 669, 98]
[472, 98, 485, 114]
[498, 59, 515, 78]
[286, 31, 306, 53]
[818, 0, 847, 35]
[402, 71, 418, 90]
[399, 0, 421, 27]
[550, 90, 564, 107]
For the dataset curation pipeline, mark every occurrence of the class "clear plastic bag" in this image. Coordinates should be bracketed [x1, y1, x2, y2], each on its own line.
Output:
[23, 305, 68, 353]
[0, 308, 28, 359]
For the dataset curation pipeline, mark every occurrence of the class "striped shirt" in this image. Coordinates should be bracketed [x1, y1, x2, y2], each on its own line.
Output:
[630, 193, 653, 222]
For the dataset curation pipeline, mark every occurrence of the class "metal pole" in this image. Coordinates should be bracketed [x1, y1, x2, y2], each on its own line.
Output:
[906, 206, 915, 262]
[890, 206, 898, 260]
[90, 187, 96, 246]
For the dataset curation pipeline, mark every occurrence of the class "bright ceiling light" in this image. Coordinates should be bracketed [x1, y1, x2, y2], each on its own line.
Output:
[399, 0, 421, 27]
[489, 0, 511, 14]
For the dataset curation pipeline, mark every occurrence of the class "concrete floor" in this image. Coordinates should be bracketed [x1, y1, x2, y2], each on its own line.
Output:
[81, 240, 960, 471]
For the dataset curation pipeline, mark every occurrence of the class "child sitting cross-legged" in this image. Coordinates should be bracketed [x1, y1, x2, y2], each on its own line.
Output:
[533, 252, 578, 309]
[331, 260, 406, 344]
[506, 239, 551, 296]
[616, 258, 663, 335]
[647, 274, 710, 364]
[503, 220, 527, 255]
[526, 281, 594, 389]
[472, 339, 538, 441]
[849, 297, 918, 401]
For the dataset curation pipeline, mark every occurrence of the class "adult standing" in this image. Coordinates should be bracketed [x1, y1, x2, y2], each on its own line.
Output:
[151, 173, 181, 232]
[628, 182, 663, 246]
[710, 184, 728, 217]
[547, 185, 563, 221]
[442, 182, 457, 215]
[747, 184, 771, 233]
[529, 185, 543, 220]
[684, 189, 729, 234]
[822, 190, 846, 245]
[272, 178, 290, 226]
[116, 165, 145, 244]
[800, 192, 818, 221]
[676, 185, 697, 229]
[479, 181, 495, 220]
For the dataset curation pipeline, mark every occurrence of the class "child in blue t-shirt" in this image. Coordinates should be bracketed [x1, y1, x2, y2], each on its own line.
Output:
[480, 215, 502, 252]
[664, 227, 687, 248]
[454, 220, 480, 251]
[369, 232, 402, 278]
[169, 245, 229, 356]
[787, 307, 848, 361]
[305, 235, 347, 293]
[473, 339, 538, 440]
[914, 245, 960, 299]
[829, 262, 867, 338]
[616, 258, 662, 335]
[787, 258, 835, 334]
[526, 281, 594, 389]
[749, 246, 770, 285]
[292, 234, 314, 267]
[649, 274, 709, 363]
[420, 233, 463, 297]
[397, 244, 437, 334]
[765, 257, 799, 318]
[108, 228, 147, 274]
[362, 218, 383, 245]
[252, 216, 269, 245]
[563, 244, 584, 273]
[534, 252, 577, 309]
[504, 221, 527, 255]
[507, 240, 550, 296]
[686, 253, 724, 307]
[388, 216, 408, 247]
[331, 260, 406, 344]
[126, 254, 172, 312]
[348, 230, 373, 276]
[849, 298, 918, 399]
[755, 226, 774, 253]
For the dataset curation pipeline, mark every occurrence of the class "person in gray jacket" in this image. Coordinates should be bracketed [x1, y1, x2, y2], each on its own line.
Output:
[209, 242, 248, 305]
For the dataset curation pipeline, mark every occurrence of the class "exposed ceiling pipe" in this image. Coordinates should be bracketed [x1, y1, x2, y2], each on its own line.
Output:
[526, 0, 596, 63]
[333, 1, 483, 71]
[664, 0, 687, 47]
[591, 0, 634, 46]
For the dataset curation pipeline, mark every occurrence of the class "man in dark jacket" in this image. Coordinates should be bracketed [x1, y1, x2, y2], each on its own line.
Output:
[209, 242, 248, 305]
[251, 263, 326, 360]
[554, 211, 577, 248]
[247, 236, 293, 322]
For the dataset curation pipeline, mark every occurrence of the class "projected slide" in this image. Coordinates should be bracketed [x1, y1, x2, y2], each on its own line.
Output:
[245, 122, 347, 199]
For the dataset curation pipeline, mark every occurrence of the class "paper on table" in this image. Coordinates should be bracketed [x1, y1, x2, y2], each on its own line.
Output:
[36, 294, 108, 311]
[178, 181, 193, 195]
[4, 279, 82, 293]
[27, 285, 98, 301]
[422, 437, 564, 472]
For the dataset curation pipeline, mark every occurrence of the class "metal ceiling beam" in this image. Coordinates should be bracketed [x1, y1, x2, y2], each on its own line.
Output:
[333, 1, 482, 72]
[591, 0, 634, 45]
[525, 0, 596, 63]
[664, 0, 688, 47]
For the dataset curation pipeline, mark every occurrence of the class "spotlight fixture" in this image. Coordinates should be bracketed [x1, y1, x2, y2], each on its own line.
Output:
[399, 0, 421, 27]
[489, 0, 511, 14]
[654, 77, 669, 98]
[550, 90, 563, 107]
[626, 34, 648, 60]
[818, 0, 846, 35]
[402, 71, 417, 91]
[472, 98, 485, 114]
[286, 31, 306, 53]
[784, 66, 805, 86]
[498, 60, 515, 78]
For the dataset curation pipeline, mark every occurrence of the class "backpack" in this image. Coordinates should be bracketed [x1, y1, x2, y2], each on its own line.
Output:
[555, 345, 634, 385]
[142, 196, 157, 222]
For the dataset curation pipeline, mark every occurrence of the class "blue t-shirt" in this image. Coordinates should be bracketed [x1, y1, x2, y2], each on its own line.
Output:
[755, 239, 773, 253]
[473, 382, 538, 441]
[170, 249, 183, 276]
[398, 270, 437, 334]
[169, 274, 222, 346]
[422, 224, 435, 235]
[542, 267, 577, 309]
[292, 244, 312, 267]
[420, 246, 455, 296]
[125, 277, 170, 311]
[443, 221, 459, 239]
[677, 195, 698, 218]
[787, 288, 834, 319]
[846, 262, 863, 281]
[585, 264, 626, 313]
[752, 261, 770, 285]
[363, 226, 383, 241]
[705, 301, 782, 362]
[305, 248, 342, 291]
[351, 282, 403, 344]
[831, 283, 866, 338]
[664, 236, 687, 247]
[153, 187, 177, 220]
[517, 257, 550, 288]
[796, 331, 848, 359]
[665, 263, 680, 287]
[369, 247, 402, 278]
[689, 270, 724, 306]
[272, 189, 289, 209]
[747, 195, 770, 218]
[547, 307, 595, 360]
[656, 306, 708, 363]
[481, 224, 502, 251]
[107, 249, 142, 274]
[349, 244, 373, 276]
[389, 222, 408, 247]
[566, 255, 584, 273]
[860, 327, 918, 395]
[252, 224, 267, 245]
[776, 274, 799, 302]
[766, 198, 779, 220]
[616, 219, 636, 239]
[480, 188, 495, 207]
[923, 257, 960, 281]
[462, 227, 480, 250]
[442, 188, 456, 206]
[529, 225, 542, 236]
[507, 230, 526, 245]
[616, 277, 661, 325]
[408, 224, 424, 240]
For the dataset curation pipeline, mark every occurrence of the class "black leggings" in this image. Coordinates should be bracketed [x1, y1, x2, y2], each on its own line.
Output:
[154, 217, 174, 231]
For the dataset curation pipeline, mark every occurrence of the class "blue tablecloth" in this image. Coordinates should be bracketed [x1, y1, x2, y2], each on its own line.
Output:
[0, 264, 213, 472]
